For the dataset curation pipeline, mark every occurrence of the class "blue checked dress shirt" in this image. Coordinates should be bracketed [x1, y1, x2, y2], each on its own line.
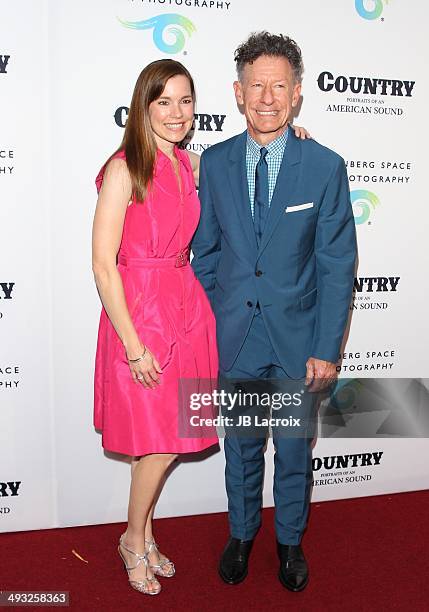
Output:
[246, 127, 289, 218]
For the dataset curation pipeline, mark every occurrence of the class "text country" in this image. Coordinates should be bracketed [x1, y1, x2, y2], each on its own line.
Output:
[313, 452, 383, 471]
[318, 72, 415, 97]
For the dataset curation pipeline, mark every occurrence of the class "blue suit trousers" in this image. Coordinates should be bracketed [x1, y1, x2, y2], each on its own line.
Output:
[220, 308, 314, 545]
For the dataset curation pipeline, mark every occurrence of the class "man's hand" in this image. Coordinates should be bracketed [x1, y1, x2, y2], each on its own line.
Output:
[305, 357, 337, 392]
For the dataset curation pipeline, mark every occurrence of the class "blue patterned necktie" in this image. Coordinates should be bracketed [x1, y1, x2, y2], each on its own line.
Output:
[254, 147, 269, 246]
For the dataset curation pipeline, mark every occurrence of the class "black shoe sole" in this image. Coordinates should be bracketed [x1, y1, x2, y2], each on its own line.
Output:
[278, 570, 309, 592]
[218, 564, 248, 585]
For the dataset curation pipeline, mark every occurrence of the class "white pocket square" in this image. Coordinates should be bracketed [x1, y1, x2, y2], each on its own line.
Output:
[285, 202, 314, 213]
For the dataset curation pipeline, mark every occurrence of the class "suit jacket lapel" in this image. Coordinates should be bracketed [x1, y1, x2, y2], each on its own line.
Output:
[228, 131, 258, 252]
[257, 131, 302, 256]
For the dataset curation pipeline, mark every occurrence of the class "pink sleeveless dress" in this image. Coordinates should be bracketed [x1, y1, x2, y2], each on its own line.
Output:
[93, 148, 218, 455]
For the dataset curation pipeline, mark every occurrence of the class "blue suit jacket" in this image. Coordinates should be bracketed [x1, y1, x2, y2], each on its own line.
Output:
[191, 129, 357, 378]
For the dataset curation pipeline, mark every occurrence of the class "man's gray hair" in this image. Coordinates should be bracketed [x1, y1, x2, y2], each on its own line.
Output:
[234, 31, 304, 83]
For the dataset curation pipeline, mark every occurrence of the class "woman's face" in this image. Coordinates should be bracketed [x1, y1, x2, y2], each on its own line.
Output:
[149, 74, 194, 149]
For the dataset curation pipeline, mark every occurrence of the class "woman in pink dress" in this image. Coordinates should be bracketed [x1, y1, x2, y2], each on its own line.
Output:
[92, 60, 218, 595]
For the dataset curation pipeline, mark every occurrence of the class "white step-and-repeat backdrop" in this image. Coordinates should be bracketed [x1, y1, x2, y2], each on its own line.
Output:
[1, 0, 429, 532]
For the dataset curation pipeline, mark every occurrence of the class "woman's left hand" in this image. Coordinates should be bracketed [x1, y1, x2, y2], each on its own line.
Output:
[292, 125, 312, 140]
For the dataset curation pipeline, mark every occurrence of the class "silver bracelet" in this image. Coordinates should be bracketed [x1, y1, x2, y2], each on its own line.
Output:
[128, 346, 147, 363]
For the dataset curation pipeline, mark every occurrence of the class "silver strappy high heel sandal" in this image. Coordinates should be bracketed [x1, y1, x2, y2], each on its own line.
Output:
[145, 538, 175, 578]
[118, 534, 161, 595]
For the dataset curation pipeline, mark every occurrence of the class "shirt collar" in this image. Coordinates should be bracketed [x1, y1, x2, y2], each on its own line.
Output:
[155, 145, 186, 174]
[246, 126, 289, 159]
[153, 149, 186, 185]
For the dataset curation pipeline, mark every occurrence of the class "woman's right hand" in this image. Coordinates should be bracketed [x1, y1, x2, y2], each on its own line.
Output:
[127, 345, 163, 389]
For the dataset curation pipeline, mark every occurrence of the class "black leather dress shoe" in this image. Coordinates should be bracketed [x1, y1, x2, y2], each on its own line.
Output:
[277, 543, 309, 592]
[218, 537, 254, 584]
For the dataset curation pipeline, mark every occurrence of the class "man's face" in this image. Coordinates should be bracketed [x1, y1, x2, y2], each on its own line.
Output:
[234, 55, 301, 145]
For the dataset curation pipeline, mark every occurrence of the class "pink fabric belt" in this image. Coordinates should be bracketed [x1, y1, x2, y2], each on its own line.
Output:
[118, 249, 190, 269]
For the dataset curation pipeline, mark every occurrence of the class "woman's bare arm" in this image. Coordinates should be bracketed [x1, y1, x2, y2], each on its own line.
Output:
[92, 158, 162, 387]
[92, 159, 143, 359]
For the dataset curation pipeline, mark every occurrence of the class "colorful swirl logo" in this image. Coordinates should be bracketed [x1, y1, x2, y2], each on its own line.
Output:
[331, 379, 364, 412]
[355, 0, 389, 20]
[351, 190, 380, 225]
[118, 14, 196, 54]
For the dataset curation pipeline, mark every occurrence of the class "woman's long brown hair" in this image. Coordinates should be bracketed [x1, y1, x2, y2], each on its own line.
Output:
[110, 59, 195, 202]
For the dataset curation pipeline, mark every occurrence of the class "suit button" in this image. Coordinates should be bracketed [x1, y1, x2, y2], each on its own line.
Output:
[255, 270, 263, 277]
[246, 301, 253, 307]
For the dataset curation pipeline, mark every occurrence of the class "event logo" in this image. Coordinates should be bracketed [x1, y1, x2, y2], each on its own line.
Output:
[313, 451, 383, 471]
[330, 378, 363, 409]
[346, 159, 412, 185]
[193, 113, 226, 132]
[337, 349, 396, 372]
[354, 276, 400, 292]
[0, 282, 14, 323]
[355, 0, 389, 20]
[0, 365, 20, 390]
[351, 277, 400, 312]
[118, 14, 196, 53]
[318, 71, 414, 118]
[351, 190, 380, 225]
[1, 480, 19, 515]
[0, 54, 10, 74]
[0, 481, 21, 497]
[114, 107, 226, 131]
[0, 283, 14, 299]
[0, 149, 14, 176]
[318, 72, 414, 98]
[126, 0, 231, 10]
[312, 451, 384, 486]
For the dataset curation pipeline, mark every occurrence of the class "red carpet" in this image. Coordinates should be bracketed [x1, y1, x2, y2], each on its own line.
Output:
[2, 491, 429, 611]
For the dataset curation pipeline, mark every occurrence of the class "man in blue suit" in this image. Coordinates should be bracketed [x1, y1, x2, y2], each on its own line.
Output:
[191, 32, 357, 592]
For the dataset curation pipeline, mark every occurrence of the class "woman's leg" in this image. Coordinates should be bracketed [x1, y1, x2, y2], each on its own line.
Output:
[120, 453, 178, 591]
[143, 474, 175, 574]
